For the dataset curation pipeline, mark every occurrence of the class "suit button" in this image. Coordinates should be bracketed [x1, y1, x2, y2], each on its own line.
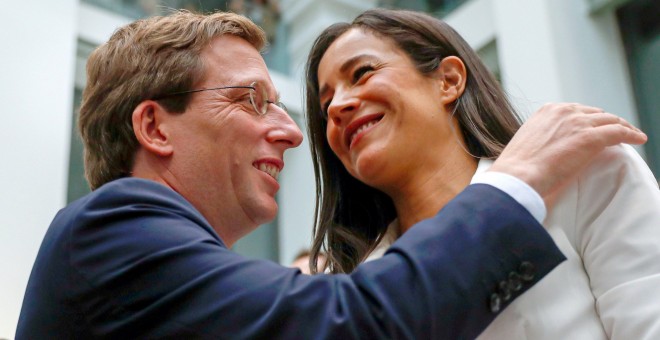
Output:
[519, 261, 536, 281]
[508, 272, 523, 291]
[490, 293, 502, 313]
[498, 280, 511, 301]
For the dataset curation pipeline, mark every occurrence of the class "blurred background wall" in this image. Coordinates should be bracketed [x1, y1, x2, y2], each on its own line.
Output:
[1, 0, 657, 337]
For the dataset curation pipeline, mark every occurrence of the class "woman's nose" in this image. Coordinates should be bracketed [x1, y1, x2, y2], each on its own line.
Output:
[327, 90, 360, 126]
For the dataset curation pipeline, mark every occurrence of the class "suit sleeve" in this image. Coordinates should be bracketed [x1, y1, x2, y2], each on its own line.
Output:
[574, 145, 660, 339]
[70, 183, 565, 339]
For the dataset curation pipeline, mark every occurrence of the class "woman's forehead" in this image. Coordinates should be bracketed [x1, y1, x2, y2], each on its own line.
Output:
[320, 30, 399, 67]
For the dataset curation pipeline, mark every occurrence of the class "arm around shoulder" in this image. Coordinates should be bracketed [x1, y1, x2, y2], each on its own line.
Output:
[32, 180, 565, 339]
[372, 183, 566, 339]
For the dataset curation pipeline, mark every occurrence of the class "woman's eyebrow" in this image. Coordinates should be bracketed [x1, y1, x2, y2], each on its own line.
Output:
[319, 54, 376, 99]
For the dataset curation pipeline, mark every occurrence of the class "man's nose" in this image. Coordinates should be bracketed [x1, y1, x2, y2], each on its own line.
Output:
[266, 108, 303, 149]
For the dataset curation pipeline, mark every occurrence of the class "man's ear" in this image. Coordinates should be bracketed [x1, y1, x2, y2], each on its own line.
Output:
[437, 56, 467, 105]
[132, 100, 174, 157]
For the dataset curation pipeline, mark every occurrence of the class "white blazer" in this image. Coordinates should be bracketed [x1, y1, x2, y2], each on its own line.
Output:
[368, 144, 660, 339]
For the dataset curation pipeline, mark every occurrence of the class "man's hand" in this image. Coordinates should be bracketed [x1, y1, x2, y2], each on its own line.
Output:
[490, 103, 647, 203]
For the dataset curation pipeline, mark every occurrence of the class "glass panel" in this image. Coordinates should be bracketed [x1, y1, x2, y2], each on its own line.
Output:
[81, 0, 290, 73]
[378, 0, 469, 17]
[67, 88, 91, 203]
[589, 0, 632, 13]
[617, 0, 660, 179]
[68, 40, 97, 203]
[477, 39, 501, 82]
[81, 0, 227, 19]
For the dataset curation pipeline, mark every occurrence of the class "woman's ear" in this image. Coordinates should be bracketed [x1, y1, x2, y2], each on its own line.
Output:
[437, 56, 467, 105]
[132, 100, 174, 157]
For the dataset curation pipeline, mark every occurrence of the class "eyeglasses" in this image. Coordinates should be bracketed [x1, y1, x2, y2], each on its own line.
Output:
[153, 81, 286, 116]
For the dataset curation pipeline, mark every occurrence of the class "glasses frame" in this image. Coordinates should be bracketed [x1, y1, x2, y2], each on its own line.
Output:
[153, 81, 286, 116]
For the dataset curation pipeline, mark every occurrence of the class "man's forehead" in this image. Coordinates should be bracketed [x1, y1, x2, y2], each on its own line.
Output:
[198, 35, 270, 86]
[202, 35, 261, 61]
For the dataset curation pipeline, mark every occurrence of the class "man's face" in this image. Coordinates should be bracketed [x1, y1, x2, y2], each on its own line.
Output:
[165, 35, 303, 246]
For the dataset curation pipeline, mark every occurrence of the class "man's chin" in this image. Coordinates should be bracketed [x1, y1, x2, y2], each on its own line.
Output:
[251, 201, 279, 226]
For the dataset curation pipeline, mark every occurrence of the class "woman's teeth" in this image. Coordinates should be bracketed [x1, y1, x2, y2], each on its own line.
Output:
[258, 163, 280, 180]
[351, 121, 377, 145]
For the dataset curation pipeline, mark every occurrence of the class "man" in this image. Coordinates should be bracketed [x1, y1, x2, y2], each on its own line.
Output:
[16, 11, 646, 339]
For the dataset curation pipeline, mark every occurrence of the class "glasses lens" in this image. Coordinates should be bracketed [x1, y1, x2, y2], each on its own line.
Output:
[276, 101, 287, 113]
[248, 82, 267, 115]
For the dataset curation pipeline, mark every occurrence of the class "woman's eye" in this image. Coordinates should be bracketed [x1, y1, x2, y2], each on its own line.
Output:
[352, 65, 375, 83]
[321, 102, 330, 120]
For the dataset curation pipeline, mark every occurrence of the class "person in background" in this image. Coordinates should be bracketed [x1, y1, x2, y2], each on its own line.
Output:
[291, 249, 325, 274]
[304, 8, 660, 339]
[290, 248, 326, 274]
[16, 9, 646, 340]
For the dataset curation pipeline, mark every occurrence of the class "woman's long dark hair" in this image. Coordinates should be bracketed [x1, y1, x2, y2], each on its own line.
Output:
[305, 8, 522, 274]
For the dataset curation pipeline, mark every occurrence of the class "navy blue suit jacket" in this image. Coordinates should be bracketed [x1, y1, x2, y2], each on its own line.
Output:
[16, 178, 564, 339]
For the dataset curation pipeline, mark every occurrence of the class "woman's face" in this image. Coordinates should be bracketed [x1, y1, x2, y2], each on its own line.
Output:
[317, 28, 462, 192]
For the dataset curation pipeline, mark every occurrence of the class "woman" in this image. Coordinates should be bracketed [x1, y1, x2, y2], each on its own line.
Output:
[304, 8, 660, 339]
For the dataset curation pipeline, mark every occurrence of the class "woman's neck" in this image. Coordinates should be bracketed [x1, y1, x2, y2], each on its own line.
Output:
[389, 147, 478, 234]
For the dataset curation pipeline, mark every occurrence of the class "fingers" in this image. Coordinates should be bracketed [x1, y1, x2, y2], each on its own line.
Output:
[539, 102, 603, 115]
[587, 111, 629, 127]
[583, 111, 647, 145]
[500, 102, 647, 199]
[545, 103, 647, 146]
[569, 103, 604, 114]
[590, 123, 647, 146]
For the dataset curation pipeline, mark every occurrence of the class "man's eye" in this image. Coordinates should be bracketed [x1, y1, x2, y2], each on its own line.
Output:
[352, 65, 375, 83]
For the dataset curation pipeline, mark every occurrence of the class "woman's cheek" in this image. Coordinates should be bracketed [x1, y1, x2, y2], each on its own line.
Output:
[326, 124, 344, 157]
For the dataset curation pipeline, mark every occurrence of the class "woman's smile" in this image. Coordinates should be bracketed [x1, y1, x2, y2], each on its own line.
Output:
[318, 28, 456, 188]
[345, 112, 384, 149]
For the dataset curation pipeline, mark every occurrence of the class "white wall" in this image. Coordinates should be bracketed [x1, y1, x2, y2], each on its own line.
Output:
[447, 0, 637, 123]
[0, 0, 78, 337]
[544, 0, 637, 124]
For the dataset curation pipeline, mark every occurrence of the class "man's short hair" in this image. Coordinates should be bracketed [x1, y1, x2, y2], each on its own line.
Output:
[79, 10, 266, 190]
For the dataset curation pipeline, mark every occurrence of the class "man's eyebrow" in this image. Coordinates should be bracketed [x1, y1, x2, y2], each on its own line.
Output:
[319, 54, 375, 101]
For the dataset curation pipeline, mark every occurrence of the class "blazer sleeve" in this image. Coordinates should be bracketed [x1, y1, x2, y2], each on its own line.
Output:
[574, 144, 660, 339]
[66, 183, 565, 339]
